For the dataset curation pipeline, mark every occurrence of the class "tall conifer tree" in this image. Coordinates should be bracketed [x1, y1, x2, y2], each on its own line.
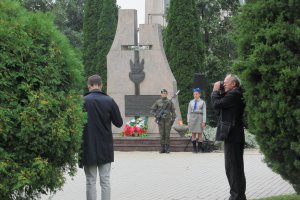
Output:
[232, 0, 300, 193]
[83, 0, 102, 78]
[164, 0, 204, 122]
[96, 0, 118, 91]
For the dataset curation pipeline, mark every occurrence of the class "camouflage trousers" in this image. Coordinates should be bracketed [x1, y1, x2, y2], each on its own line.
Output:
[158, 118, 172, 145]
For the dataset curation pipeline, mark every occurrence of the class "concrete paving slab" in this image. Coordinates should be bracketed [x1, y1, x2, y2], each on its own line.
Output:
[40, 150, 295, 200]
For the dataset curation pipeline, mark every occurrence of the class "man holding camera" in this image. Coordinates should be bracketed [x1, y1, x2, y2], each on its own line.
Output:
[150, 89, 176, 153]
[211, 74, 246, 200]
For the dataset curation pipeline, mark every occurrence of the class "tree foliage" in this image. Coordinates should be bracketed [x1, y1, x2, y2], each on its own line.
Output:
[20, 0, 84, 50]
[83, 0, 101, 78]
[52, 0, 84, 50]
[83, 0, 118, 91]
[232, 0, 300, 193]
[196, 0, 240, 125]
[164, 0, 204, 122]
[95, 0, 118, 91]
[20, 0, 54, 12]
[197, 0, 240, 81]
[0, 0, 86, 198]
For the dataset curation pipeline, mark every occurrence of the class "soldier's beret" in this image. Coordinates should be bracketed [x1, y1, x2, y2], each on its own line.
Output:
[161, 89, 168, 93]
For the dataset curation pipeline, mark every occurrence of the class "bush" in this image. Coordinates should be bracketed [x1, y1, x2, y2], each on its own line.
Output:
[185, 125, 257, 149]
[232, 0, 300, 193]
[0, 0, 86, 199]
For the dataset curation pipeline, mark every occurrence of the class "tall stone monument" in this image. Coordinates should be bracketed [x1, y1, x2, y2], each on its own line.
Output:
[107, 8, 181, 134]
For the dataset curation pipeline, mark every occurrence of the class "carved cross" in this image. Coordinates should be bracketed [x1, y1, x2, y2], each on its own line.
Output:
[122, 45, 152, 95]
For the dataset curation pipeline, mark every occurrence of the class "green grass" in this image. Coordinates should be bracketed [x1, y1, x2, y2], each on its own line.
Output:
[256, 194, 300, 200]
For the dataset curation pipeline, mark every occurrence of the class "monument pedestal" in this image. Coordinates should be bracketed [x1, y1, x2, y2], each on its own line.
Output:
[113, 124, 191, 152]
[113, 136, 193, 152]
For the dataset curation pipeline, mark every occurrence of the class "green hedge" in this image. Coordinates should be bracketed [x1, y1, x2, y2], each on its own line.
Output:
[0, 0, 86, 199]
[232, 0, 300, 193]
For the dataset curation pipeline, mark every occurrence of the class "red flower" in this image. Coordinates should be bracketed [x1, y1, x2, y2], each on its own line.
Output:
[121, 117, 148, 137]
[122, 124, 132, 135]
[134, 126, 141, 134]
[128, 126, 134, 135]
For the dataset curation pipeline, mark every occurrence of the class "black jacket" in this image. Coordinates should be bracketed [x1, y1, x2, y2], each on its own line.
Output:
[81, 90, 123, 167]
[211, 87, 245, 143]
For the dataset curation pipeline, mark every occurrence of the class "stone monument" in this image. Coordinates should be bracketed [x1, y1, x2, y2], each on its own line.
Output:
[107, 7, 181, 134]
[145, 0, 167, 26]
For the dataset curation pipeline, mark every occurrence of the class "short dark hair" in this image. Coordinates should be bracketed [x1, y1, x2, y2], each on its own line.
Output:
[87, 74, 102, 86]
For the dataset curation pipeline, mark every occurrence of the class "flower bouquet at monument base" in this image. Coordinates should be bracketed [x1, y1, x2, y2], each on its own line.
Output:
[122, 116, 148, 137]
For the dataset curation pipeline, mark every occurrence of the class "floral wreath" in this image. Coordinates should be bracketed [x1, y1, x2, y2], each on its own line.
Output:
[121, 116, 148, 137]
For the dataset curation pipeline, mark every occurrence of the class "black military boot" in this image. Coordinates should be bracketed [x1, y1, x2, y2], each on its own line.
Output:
[198, 142, 204, 153]
[192, 140, 197, 153]
[159, 144, 165, 153]
[165, 144, 170, 153]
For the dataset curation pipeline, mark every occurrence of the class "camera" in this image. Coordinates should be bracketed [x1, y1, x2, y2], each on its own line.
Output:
[211, 81, 225, 94]
[220, 81, 225, 92]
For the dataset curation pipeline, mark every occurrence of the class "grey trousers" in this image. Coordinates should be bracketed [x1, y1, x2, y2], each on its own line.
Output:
[84, 163, 111, 200]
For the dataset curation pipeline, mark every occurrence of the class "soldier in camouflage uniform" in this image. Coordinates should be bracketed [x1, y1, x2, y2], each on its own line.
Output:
[150, 89, 176, 153]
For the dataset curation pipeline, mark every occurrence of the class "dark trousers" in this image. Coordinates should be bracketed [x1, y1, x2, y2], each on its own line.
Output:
[158, 118, 172, 145]
[224, 142, 246, 200]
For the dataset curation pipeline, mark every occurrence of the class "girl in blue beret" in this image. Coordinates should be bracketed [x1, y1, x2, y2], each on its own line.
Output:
[187, 88, 206, 153]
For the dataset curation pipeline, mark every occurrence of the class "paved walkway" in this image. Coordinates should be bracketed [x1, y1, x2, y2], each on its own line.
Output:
[40, 150, 295, 200]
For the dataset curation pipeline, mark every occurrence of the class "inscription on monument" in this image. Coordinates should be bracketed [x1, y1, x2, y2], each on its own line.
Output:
[125, 95, 160, 116]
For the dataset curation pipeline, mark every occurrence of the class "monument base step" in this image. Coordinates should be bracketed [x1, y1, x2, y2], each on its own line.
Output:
[113, 136, 193, 152]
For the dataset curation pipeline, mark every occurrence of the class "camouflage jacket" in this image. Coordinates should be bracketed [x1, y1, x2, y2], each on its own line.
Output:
[150, 98, 176, 119]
